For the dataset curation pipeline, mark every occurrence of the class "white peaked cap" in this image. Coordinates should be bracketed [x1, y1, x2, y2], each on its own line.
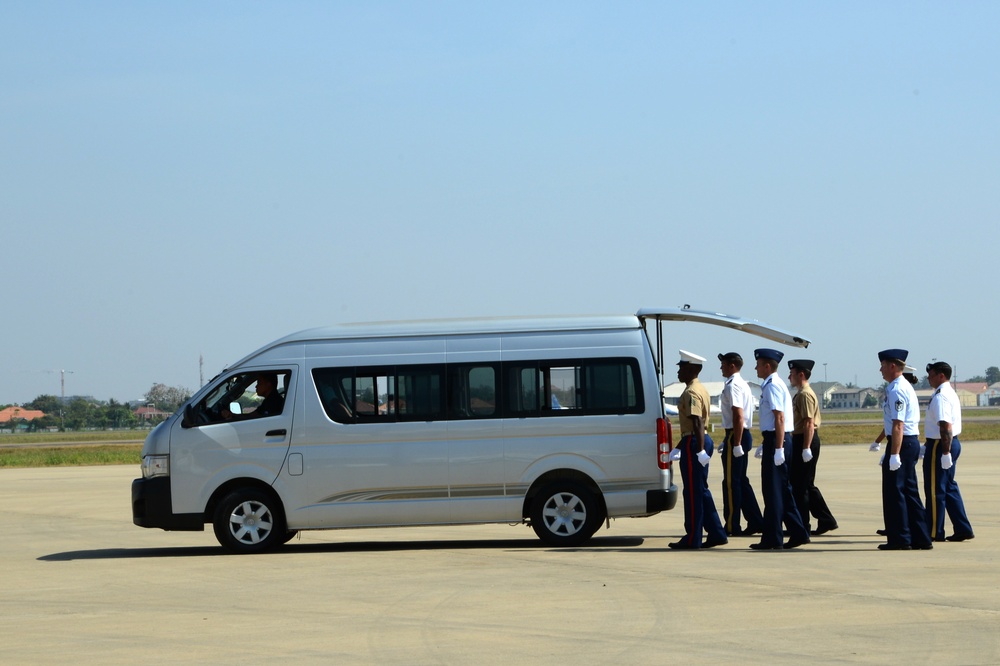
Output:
[904, 365, 917, 373]
[677, 349, 706, 365]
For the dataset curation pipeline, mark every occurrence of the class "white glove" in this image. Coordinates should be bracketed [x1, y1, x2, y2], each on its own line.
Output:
[732, 443, 745, 458]
[697, 450, 711, 467]
[717, 443, 725, 455]
[774, 448, 786, 466]
[941, 453, 954, 470]
[919, 446, 926, 460]
[668, 448, 682, 462]
[869, 442, 881, 452]
[802, 448, 814, 463]
[879, 453, 885, 465]
[889, 454, 902, 471]
[754, 446, 763, 459]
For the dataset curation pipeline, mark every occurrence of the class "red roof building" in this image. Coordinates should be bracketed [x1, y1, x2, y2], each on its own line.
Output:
[0, 406, 47, 422]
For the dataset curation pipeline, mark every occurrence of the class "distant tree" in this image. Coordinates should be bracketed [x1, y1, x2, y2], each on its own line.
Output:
[28, 415, 58, 431]
[143, 383, 191, 413]
[987, 367, 1000, 385]
[105, 398, 138, 429]
[25, 394, 63, 415]
[64, 397, 94, 430]
[862, 393, 878, 408]
[967, 375, 986, 384]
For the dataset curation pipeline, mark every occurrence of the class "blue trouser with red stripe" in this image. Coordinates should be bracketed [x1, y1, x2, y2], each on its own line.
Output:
[923, 437, 974, 540]
[677, 434, 726, 547]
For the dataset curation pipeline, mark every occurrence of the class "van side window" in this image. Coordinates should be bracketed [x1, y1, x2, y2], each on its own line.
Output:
[192, 370, 292, 425]
[447, 364, 497, 419]
[395, 366, 444, 421]
[312, 368, 355, 424]
[504, 359, 642, 417]
[312, 366, 446, 423]
[312, 358, 640, 424]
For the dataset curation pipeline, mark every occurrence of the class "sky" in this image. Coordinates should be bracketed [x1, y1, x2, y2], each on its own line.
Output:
[2, 2, 999, 405]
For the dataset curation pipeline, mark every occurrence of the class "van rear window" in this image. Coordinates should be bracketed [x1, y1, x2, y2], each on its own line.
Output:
[312, 358, 641, 424]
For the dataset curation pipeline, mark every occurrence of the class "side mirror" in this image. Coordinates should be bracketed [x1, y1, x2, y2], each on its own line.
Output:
[229, 402, 243, 415]
[182, 404, 196, 428]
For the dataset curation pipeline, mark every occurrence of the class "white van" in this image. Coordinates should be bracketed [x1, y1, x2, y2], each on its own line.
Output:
[132, 307, 808, 553]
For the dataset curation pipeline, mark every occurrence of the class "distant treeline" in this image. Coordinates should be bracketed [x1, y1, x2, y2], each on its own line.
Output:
[2, 383, 191, 431]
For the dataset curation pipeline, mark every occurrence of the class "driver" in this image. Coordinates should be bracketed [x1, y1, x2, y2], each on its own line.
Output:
[224, 373, 284, 420]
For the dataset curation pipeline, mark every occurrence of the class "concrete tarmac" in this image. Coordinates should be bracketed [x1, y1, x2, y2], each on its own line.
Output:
[2, 443, 998, 665]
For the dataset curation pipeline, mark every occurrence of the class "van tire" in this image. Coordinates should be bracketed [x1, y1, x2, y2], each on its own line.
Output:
[530, 482, 602, 547]
[213, 488, 286, 554]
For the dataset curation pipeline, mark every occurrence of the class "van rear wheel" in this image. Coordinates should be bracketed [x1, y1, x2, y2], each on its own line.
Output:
[213, 488, 285, 554]
[530, 482, 602, 547]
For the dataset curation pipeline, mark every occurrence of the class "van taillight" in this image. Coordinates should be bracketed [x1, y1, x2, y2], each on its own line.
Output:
[656, 417, 673, 470]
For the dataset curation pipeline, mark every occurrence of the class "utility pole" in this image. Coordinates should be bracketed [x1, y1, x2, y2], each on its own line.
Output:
[61, 369, 74, 402]
[199, 354, 204, 387]
[59, 369, 73, 430]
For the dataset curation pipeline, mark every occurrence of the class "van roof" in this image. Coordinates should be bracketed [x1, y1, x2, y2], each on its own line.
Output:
[225, 307, 809, 371]
[273, 315, 642, 345]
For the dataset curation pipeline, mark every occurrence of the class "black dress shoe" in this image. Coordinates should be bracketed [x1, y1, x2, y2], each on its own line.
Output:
[783, 537, 810, 549]
[878, 543, 911, 551]
[739, 527, 761, 537]
[811, 524, 838, 536]
[749, 542, 781, 551]
[703, 538, 728, 549]
[912, 543, 934, 550]
[946, 533, 975, 542]
[876, 529, 887, 536]
[668, 540, 698, 550]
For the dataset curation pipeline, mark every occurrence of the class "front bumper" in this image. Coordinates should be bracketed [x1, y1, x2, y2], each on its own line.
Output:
[131, 477, 204, 531]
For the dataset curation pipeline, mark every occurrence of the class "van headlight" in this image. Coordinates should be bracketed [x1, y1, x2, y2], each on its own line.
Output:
[141, 454, 169, 479]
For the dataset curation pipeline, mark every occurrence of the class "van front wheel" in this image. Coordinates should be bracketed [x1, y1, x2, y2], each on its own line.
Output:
[530, 482, 602, 547]
[213, 489, 286, 554]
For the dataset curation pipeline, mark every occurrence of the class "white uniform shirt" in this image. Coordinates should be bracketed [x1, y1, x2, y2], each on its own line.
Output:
[720, 372, 754, 429]
[925, 381, 962, 439]
[882, 376, 920, 436]
[758, 373, 792, 432]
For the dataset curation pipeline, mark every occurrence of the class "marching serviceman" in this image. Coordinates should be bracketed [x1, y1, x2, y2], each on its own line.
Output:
[750, 349, 810, 550]
[787, 359, 838, 536]
[924, 361, 975, 542]
[877, 349, 933, 550]
[668, 351, 728, 549]
[717, 352, 763, 537]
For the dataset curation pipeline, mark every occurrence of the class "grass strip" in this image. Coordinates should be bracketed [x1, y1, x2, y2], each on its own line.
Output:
[0, 444, 141, 468]
[0, 430, 147, 445]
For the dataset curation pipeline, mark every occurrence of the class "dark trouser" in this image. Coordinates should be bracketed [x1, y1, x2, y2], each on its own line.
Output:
[721, 429, 763, 535]
[677, 434, 726, 547]
[923, 437, 974, 540]
[789, 431, 837, 532]
[760, 431, 808, 547]
[881, 435, 931, 547]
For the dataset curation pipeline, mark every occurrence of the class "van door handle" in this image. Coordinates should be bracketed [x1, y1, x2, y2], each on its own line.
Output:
[266, 429, 287, 437]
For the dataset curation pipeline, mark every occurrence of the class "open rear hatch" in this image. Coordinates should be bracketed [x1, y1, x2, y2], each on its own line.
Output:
[637, 306, 810, 382]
